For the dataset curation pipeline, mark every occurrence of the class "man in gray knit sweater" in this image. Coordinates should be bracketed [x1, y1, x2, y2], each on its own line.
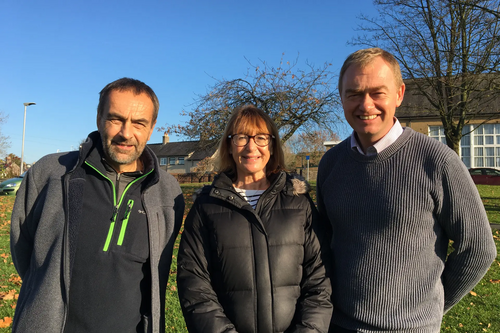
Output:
[317, 48, 497, 333]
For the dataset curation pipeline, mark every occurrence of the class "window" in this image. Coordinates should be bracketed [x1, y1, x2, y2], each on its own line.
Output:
[428, 123, 500, 169]
[485, 169, 500, 176]
[160, 157, 167, 166]
[169, 157, 176, 165]
[461, 125, 471, 168]
[178, 157, 185, 165]
[428, 126, 446, 144]
[471, 123, 500, 168]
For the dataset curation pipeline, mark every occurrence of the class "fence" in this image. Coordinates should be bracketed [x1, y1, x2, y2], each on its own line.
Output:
[292, 167, 318, 181]
[171, 169, 318, 184]
[171, 173, 215, 184]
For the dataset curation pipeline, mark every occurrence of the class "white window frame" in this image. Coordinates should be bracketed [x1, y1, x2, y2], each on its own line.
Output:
[428, 126, 446, 145]
[428, 123, 500, 169]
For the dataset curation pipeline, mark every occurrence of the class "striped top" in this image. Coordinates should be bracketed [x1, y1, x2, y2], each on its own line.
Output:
[234, 187, 265, 209]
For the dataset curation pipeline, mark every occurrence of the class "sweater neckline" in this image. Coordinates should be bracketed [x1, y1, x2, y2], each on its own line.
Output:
[346, 128, 415, 163]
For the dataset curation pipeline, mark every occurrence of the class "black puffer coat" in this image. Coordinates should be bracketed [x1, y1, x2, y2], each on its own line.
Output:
[177, 171, 332, 333]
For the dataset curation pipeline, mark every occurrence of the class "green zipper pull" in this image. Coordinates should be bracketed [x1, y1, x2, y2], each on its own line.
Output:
[103, 206, 119, 251]
[123, 201, 132, 219]
[111, 206, 119, 222]
[117, 200, 134, 246]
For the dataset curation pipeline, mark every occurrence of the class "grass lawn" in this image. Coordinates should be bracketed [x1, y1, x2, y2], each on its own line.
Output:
[0, 196, 18, 331]
[0, 184, 499, 332]
[477, 185, 500, 225]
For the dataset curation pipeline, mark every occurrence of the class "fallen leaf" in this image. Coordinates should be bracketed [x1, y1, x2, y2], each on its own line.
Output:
[8, 275, 22, 285]
[0, 289, 17, 301]
[490, 279, 500, 284]
[470, 291, 477, 296]
[0, 316, 12, 328]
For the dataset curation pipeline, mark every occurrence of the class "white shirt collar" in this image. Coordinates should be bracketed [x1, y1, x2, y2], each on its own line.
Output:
[350, 118, 404, 156]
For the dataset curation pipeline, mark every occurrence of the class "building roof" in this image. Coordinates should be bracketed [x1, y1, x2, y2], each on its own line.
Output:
[396, 74, 500, 120]
[147, 141, 216, 161]
[323, 140, 341, 148]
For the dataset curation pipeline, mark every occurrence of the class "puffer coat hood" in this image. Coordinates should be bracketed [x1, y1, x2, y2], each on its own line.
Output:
[177, 171, 332, 333]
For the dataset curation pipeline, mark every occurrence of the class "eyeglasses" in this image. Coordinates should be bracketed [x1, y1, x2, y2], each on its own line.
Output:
[228, 134, 275, 147]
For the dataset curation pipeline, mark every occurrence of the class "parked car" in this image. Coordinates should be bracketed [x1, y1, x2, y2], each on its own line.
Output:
[0, 172, 25, 195]
[468, 168, 500, 185]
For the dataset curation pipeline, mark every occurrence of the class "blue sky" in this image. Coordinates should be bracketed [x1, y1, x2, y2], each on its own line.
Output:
[0, 0, 378, 163]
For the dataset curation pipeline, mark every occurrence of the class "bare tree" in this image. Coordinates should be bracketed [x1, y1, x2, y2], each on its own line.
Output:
[193, 156, 215, 182]
[285, 129, 340, 167]
[456, 0, 500, 17]
[352, 0, 500, 153]
[2, 153, 20, 178]
[282, 144, 298, 169]
[0, 111, 11, 158]
[162, 55, 342, 149]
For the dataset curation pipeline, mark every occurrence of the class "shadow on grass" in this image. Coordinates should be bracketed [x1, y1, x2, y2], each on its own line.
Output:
[483, 204, 500, 212]
[481, 196, 500, 201]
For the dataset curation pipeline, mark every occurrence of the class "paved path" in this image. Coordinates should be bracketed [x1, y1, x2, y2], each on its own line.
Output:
[491, 223, 500, 231]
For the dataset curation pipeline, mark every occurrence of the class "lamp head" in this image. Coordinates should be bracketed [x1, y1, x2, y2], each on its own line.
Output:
[23, 102, 36, 107]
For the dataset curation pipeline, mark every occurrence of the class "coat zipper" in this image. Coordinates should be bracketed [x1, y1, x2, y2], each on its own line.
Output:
[84, 161, 153, 251]
[118, 199, 134, 246]
[215, 172, 285, 330]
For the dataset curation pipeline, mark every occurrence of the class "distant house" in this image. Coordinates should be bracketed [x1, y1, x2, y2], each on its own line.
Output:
[396, 76, 500, 169]
[147, 133, 217, 174]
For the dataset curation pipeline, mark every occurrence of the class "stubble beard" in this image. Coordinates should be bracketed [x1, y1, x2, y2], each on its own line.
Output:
[102, 138, 145, 167]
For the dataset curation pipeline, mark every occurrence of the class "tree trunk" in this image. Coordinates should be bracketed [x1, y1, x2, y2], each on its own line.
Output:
[446, 135, 461, 155]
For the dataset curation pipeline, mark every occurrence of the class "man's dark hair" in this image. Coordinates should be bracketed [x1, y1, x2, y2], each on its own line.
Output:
[97, 77, 160, 123]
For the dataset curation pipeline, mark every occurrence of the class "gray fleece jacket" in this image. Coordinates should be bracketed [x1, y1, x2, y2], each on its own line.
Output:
[10, 131, 185, 333]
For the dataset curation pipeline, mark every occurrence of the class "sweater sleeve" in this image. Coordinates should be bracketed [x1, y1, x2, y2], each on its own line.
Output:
[287, 195, 333, 333]
[176, 200, 238, 333]
[438, 155, 497, 312]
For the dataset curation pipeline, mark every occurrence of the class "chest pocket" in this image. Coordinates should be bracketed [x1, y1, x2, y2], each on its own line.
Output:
[110, 192, 150, 262]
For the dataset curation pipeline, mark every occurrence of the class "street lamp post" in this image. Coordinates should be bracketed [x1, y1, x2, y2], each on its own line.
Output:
[21, 102, 36, 174]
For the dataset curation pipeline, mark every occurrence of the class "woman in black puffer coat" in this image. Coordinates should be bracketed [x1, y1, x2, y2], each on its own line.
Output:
[177, 105, 332, 333]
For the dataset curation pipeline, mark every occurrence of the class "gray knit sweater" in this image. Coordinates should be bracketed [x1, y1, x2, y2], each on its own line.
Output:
[317, 128, 496, 333]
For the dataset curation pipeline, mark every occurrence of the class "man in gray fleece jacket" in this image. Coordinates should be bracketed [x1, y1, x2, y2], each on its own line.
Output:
[317, 48, 496, 332]
[10, 78, 184, 333]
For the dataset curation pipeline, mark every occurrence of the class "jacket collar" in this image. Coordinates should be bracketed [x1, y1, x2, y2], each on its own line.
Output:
[211, 171, 286, 193]
[208, 171, 309, 197]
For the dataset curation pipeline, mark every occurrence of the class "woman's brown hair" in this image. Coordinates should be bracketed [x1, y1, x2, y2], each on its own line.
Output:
[216, 105, 285, 178]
